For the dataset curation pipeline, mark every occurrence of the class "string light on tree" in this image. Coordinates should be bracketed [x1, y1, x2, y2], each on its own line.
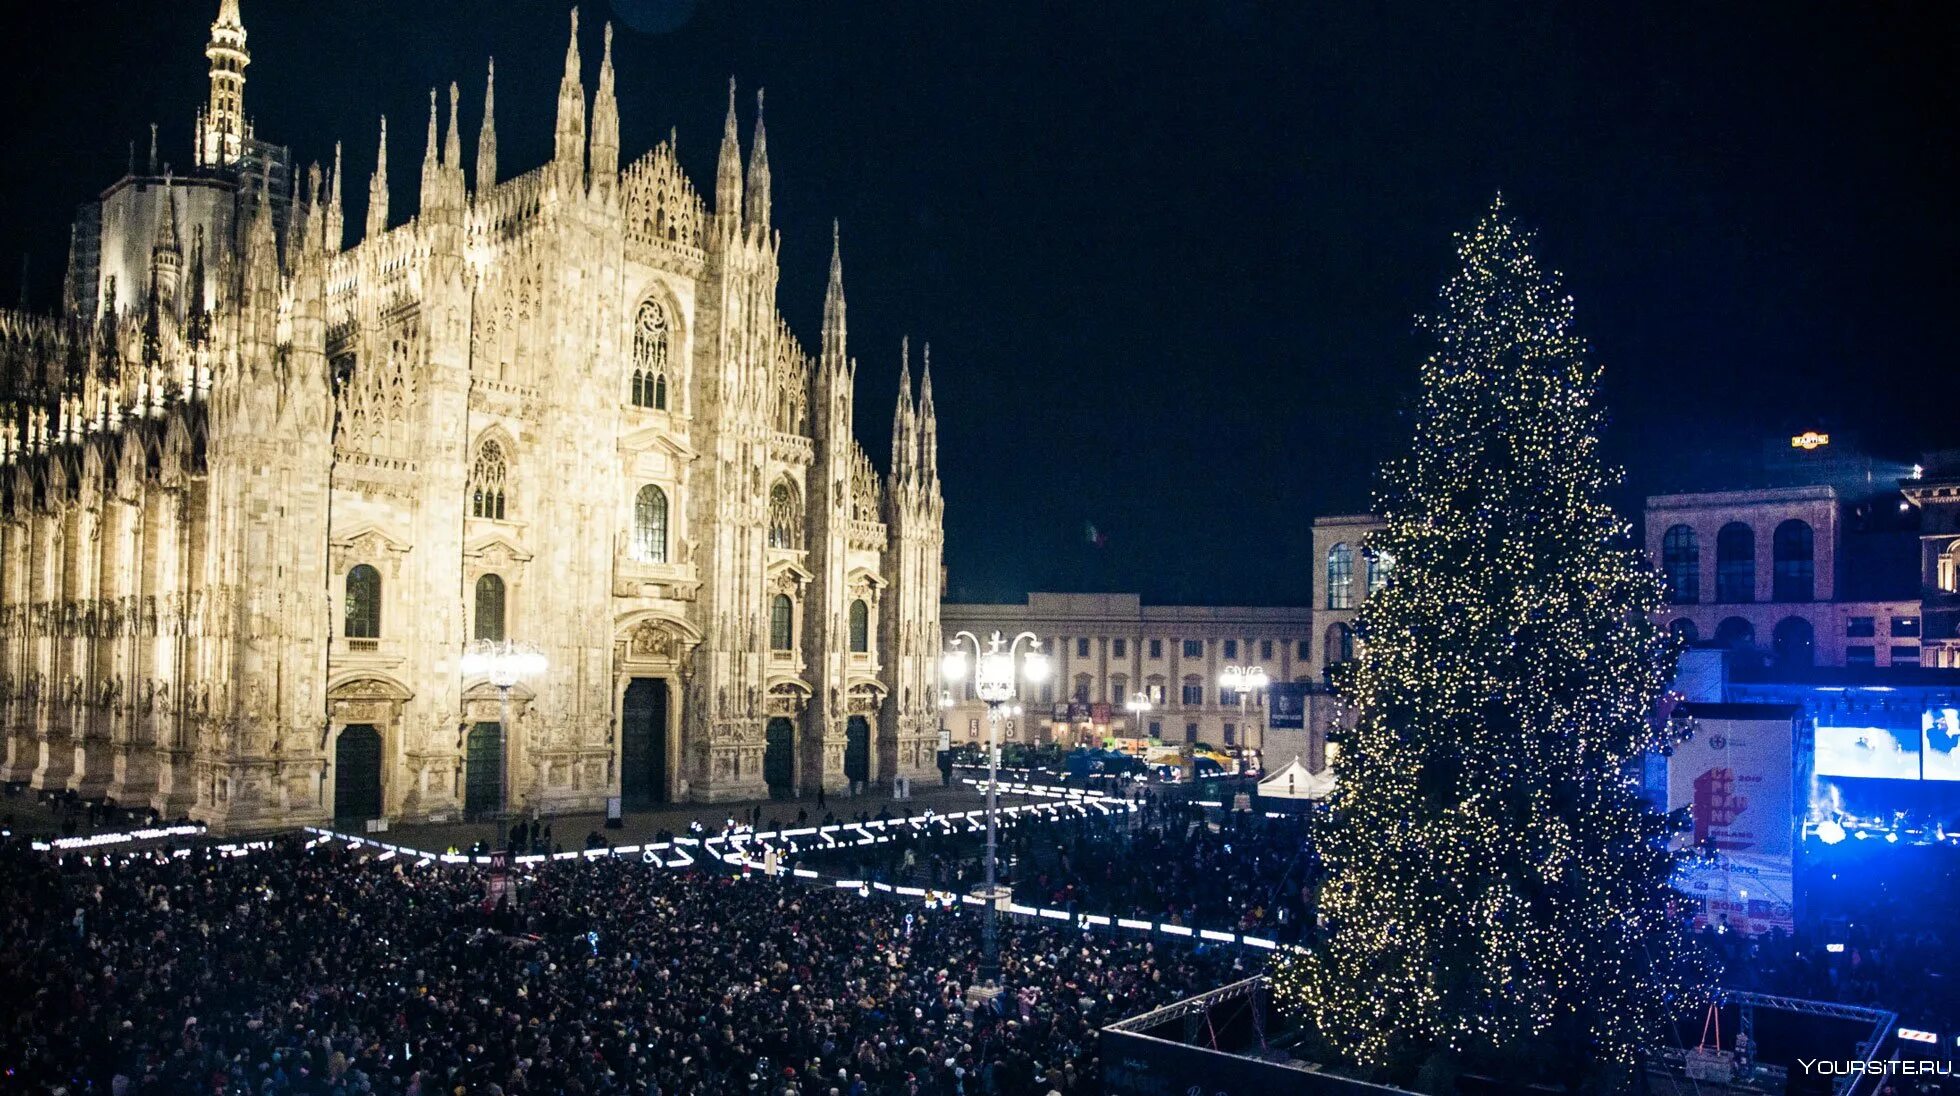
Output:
[1272, 196, 1715, 1086]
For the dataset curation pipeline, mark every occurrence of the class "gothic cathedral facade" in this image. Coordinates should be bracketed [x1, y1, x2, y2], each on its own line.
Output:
[0, 3, 947, 830]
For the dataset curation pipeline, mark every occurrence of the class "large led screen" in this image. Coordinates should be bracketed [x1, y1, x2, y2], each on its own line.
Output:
[1814, 724, 1921, 781]
[1924, 709, 1960, 782]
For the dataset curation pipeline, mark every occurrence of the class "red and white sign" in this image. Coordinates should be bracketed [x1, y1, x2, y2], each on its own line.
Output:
[1667, 709, 1798, 936]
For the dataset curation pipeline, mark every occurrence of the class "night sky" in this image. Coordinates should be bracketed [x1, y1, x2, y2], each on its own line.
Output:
[1, 2, 1953, 605]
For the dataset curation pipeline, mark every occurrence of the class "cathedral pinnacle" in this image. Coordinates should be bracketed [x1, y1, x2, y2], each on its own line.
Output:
[745, 89, 771, 230]
[715, 77, 743, 228]
[477, 59, 498, 191]
[554, 8, 587, 180]
[444, 82, 463, 178]
[918, 344, 938, 482]
[366, 115, 389, 239]
[823, 220, 847, 348]
[590, 23, 620, 191]
[325, 141, 344, 252]
[420, 88, 441, 216]
[892, 338, 916, 481]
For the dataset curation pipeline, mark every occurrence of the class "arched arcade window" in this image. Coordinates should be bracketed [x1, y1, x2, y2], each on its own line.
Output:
[1326, 543, 1354, 610]
[1662, 524, 1699, 604]
[1773, 520, 1814, 603]
[1773, 615, 1815, 669]
[1716, 523, 1755, 603]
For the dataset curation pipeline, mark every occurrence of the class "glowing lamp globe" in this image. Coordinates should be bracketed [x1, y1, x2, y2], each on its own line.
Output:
[1815, 819, 1847, 846]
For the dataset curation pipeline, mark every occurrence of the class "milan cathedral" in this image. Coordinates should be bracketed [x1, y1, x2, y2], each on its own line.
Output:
[0, 2, 947, 829]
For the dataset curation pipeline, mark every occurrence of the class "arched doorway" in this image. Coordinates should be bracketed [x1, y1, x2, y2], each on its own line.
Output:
[334, 724, 382, 823]
[1714, 616, 1755, 651]
[844, 715, 871, 786]
[620, 678, 670, 808]
[764, 718, 795, 799]
[1773, 616, 1815, 669]
[465, 722, 504, 818]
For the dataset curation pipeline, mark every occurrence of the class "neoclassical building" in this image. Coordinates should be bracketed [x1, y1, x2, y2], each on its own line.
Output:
[0, 3, 946, 830]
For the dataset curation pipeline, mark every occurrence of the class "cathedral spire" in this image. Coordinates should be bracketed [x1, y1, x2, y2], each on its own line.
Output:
[419, 88, 441, 217]
[186, 225, 209, 347]
[715, 77, 743, 230]
[891, 338, 915, 482]
[151, 172, 183, 312]
[325, 141, 344, 252]
[444, 82, 463, 179]
[554, 8, 586, 185]
[589, 23, 619, 195]
[200, 0, 250, 169]
[366, 115, 389, 238]
[477, 58, 498, 192]
[745, 89, 771, 230]
[918, 343, 938, 482]
[821, 220, 846, 364]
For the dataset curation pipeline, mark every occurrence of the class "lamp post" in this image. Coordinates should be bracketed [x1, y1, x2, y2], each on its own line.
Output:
[1217, 664, 1269, 774]
[460, 638, 547, 849]
[941, 629, 1049, 1002]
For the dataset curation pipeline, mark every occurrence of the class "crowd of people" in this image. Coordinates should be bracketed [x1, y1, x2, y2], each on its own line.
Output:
[0, 837, 1255, 1095]
[1704, 842, 1960, 1036]
[793, 792, 1318, 944]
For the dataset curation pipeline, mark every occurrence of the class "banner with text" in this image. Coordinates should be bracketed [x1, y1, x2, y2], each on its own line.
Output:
[1667, 710, 1798, 936]
[1267, 682, 1308, 730]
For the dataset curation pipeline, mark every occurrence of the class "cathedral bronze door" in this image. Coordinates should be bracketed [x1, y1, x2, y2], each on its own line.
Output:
[620, 678, 669, 809]
[844, 716, 871, 786]
[334, 724, 382, 824]
[465, 722, 504, 818]
[765, 718, 795, 799]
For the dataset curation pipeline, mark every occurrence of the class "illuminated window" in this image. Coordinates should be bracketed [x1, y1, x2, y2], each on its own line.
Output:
[473, 574, 506, 641]
[632, 485, 669, 563]
[1661, 524, 1699, 604]
[344, 565, 381, 639]
[1326, 543, 1354, 609]
[1366, 549, 1394, 596]
[768, 480, 803, 550]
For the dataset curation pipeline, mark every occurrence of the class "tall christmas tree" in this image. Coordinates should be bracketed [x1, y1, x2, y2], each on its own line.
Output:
[1276, 197, 1713, 1088]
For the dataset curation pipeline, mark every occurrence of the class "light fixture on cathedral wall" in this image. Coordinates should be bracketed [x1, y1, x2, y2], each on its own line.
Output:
[461, 638, 547, 843]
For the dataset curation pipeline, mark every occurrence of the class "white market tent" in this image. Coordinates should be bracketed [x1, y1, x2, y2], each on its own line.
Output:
[1257, 756, 1335, 800]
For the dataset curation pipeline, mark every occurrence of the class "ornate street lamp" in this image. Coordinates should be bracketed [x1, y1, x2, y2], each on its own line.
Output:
[941, 629, 1048, 1001]
[460, 638, 547, 847]
[1217, 663, 1269, 774]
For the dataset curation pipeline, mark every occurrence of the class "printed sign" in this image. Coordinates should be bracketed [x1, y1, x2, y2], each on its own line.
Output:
[1267, 681, 1307, 730]
[1667, 711, 1798, 936]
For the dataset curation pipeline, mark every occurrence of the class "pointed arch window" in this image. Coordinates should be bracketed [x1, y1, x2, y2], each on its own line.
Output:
[849, 599, 870, 653]
[470, 439, 508, 520]
[344, 565, 381, 639]
[768, 480, 803, 550]
[770, 595, 794, 651]
[632, 484, 669, 563]
[474, 573, 506, 642]
[630, 299, 671, 410]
